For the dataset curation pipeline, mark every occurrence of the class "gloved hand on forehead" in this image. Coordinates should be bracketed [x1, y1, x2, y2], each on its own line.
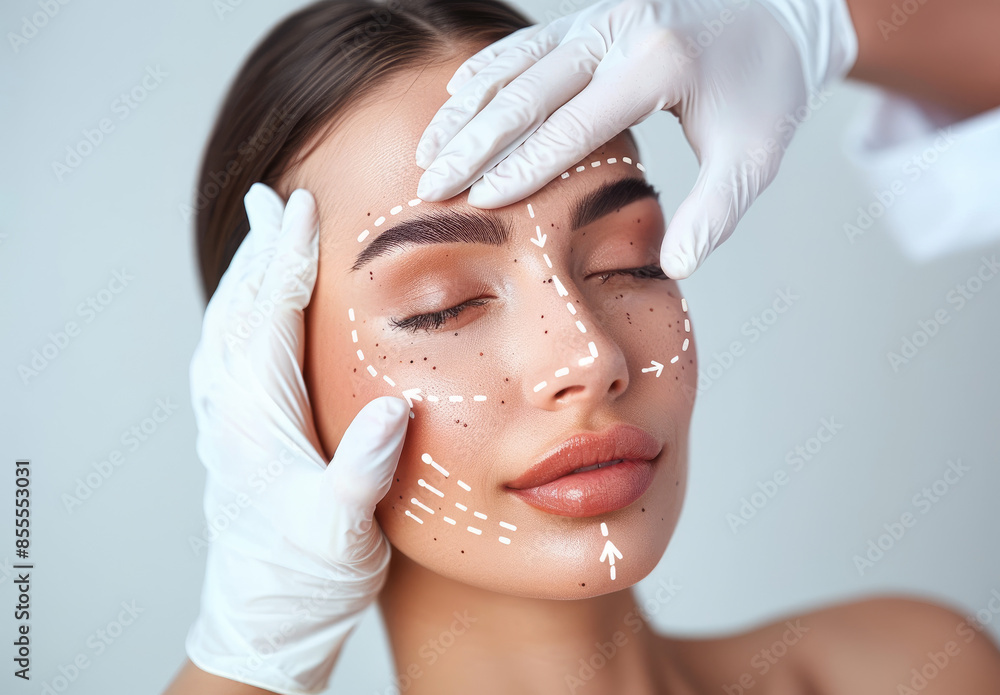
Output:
[414, 0, 857, 279]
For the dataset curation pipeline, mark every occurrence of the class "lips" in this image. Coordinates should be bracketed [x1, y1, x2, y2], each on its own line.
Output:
[505, 424, 661, 517]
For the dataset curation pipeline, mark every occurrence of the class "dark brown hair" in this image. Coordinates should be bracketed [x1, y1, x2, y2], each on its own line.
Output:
[193, 0, 532, 302]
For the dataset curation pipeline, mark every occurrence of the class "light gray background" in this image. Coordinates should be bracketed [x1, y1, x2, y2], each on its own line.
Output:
[2, 1, 998, 694]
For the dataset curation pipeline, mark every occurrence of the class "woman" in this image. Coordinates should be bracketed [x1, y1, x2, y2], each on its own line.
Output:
[166, 1, 1000, 692]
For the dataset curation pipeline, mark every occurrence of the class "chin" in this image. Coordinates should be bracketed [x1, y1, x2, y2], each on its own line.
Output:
[376, 450, 686, 600]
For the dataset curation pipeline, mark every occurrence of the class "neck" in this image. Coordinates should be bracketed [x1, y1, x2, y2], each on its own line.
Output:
[376, 550, 680, 695]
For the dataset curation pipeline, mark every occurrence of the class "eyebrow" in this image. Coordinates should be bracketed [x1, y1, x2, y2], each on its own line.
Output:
[350, 176, 659, 271]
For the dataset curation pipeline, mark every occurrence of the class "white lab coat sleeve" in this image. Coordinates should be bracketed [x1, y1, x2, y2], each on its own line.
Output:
[842, 87, 1000, 261]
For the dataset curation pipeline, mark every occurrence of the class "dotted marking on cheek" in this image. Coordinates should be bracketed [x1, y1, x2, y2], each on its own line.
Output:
[411, 498, 435, 515]
[421, 453, 450, 477]
[406, 451, 519, 545]
[418, 479, 444, 497]
[641, 297, 691, 377]
[347, 308, 487, 410]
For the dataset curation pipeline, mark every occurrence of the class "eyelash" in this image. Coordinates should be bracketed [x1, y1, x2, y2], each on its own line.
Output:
[388, 264, 667, 333]
[597, 263, 668, 284]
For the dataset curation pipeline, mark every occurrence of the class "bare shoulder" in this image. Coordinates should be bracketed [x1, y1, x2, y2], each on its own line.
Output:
[662, 596, 1000, 695]
[785, 595, 1000, 694]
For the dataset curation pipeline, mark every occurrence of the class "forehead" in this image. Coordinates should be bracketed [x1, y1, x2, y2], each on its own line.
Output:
[283, 55, 642, 263]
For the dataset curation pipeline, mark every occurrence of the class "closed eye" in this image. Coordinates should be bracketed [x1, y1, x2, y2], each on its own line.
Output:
[388, 265, 666, 333]
[388, 298, 489, 333]
[596, 264, 668, 284]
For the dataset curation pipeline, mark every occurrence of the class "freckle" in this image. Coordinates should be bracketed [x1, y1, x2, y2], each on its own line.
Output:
[649, 307, 653, 312]
[688, 359, 693, 364]
[353, 394, 356, 397]
[674, 376, 678, 381]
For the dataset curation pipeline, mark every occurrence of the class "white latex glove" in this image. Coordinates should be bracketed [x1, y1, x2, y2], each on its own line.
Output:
[184, 183, 410, 695]
[415, 0, 858, 279]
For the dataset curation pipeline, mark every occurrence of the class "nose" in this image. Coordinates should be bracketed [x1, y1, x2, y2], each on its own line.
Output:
[522, 295, 630, 411]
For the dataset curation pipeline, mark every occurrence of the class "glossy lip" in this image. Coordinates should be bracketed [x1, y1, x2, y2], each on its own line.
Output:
[505, 423, 662, 490]
[504, 424, 662, 517]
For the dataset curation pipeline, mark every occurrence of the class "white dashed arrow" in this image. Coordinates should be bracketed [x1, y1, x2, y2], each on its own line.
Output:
[641, 360, 663, 378]
[401, 388, 423, 407]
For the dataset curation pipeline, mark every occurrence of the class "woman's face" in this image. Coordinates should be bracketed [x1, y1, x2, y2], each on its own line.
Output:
[288, 52, 697, 599]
